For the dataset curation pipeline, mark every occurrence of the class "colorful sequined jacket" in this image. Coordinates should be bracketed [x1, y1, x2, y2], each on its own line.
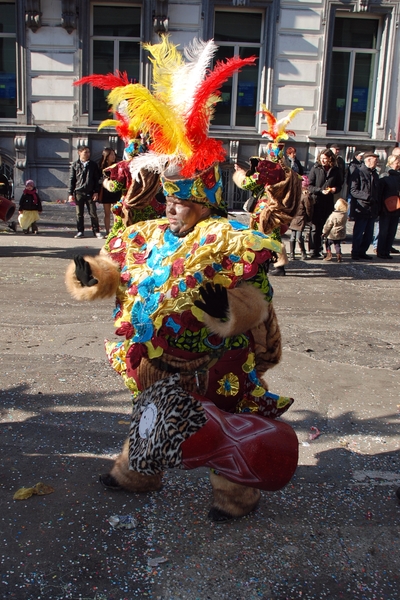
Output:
[66, 216, 291, 415]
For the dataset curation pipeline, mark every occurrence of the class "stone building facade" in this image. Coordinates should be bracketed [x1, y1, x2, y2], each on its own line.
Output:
[0, 0, 399, 207]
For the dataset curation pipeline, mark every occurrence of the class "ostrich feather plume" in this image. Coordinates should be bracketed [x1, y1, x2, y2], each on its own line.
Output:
[75, 35, 257, 178]
[259, 106, 303, 142]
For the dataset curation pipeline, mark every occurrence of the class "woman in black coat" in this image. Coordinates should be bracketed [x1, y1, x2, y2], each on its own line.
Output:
[307, 149, 343, 257]
[377, 155, 400, 258]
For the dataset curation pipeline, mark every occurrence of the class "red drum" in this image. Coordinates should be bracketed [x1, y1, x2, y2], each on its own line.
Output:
[181, 397, 298, 492]
[128, 375, 298, 492]
[0, 196, 16, 222]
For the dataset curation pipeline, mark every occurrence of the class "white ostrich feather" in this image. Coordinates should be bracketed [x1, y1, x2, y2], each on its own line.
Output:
[170, 38, 217, 116]
[129, 151, 183, 181]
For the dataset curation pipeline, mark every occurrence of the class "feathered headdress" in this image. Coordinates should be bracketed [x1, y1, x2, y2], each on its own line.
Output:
[103, 36, 256, 181]
[259, 106, 303, 143]
[258, 106, 303, 161]
[75, 36, 256, 211]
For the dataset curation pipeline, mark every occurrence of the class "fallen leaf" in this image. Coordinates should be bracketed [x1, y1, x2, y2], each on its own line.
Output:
[13, 481, 55, 500]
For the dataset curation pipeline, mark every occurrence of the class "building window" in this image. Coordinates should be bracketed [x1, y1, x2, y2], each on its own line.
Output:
[326, 15, 380, 133]
[212, 10, 263, 128]
[91, 4, 141, 122]
[0, 2, 16, 119]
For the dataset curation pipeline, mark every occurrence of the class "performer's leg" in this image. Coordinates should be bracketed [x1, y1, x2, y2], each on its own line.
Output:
[100, 439, 163, 493]
[208, 470, 261, 522]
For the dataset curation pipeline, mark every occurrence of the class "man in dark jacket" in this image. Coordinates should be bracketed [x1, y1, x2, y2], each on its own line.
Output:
[330, 144, 345, 188]
[350, 152, 380, 260]
[346, 150, 364, 221]
[68, 146, 102, 239]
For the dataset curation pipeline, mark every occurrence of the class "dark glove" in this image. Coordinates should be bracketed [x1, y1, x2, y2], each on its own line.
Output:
[194, 283, 228, 319]
[73, 255, 98, 287]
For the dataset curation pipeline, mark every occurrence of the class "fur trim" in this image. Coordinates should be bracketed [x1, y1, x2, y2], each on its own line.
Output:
[209, 471, 260, 518]
[110, 439, 163, 493]
[252, 302, 282, 378]
[232, 169, 247, 189]
[202, 283, 269, 338]
[65, 255, 120, 301]
[258, 167, 302, 234]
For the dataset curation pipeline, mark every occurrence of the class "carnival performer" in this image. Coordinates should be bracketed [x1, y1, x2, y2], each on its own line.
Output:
[233, 109, 303, 276]
[66, 37, 298, 523]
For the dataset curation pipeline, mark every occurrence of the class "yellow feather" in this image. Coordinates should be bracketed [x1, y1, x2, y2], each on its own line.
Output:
[107, 85, 192, 158]
[98, 119, 119, 131]
[276, 108, 303, 137]
[143, 36, 183, 105]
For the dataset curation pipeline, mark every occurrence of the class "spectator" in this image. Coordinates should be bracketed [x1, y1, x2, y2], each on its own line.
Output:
[288, 175, 314, 260]
[322, 198, 348, 262]
[98, 147, 121, 236]
[18, 179, 42, 234]
[372, 150, 400, 254]
[347, 150, 364, 220]
[377, 154, 400, 259]
[330, 144, 346, 190]
[349, 152, 380, 260]
[308, 149, 342, 258]
[388, 146, 400, 251]
[286, 147, 304, 175]
[68, 146, 102, 239]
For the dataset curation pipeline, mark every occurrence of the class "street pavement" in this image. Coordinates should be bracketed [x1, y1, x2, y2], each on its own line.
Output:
[0, 202, 399, 600]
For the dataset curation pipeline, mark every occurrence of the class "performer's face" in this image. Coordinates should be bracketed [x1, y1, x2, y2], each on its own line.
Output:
[166, 197, 209, 234]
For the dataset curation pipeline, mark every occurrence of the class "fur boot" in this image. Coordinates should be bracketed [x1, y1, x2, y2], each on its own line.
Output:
[208, 470, 261, 522]
[323, 250, 333, 261]
[102, 439, 163, 493]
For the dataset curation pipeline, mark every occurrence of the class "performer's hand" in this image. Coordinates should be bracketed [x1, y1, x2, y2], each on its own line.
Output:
[73, 255, 98, 287]
[194, 283, 228, 319]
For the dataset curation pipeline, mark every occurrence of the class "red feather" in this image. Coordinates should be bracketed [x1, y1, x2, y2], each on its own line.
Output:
[258, 109, 278, 140]
[74, 71, 131, 90]
[185, 56, 257, 147]
[180, 140, 226, 178]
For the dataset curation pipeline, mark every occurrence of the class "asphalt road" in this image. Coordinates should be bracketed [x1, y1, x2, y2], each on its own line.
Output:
[0, 203, 399, 600]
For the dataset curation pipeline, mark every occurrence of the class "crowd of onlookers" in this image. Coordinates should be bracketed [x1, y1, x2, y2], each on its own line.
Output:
[2, 144, 399, 264]
[286, 145, 400, 262]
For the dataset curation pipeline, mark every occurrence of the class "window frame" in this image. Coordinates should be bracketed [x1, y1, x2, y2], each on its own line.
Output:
[0, 0, 19, 122]
[210, 7, 265, 131]
[326, 12, 381, 135]
[89, 1, 143, 125]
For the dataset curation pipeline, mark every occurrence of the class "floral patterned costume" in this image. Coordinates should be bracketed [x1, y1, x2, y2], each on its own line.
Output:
[67, 215, 292, 419]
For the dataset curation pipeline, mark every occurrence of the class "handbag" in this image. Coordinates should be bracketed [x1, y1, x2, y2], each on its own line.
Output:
[384, 195, 400, 212]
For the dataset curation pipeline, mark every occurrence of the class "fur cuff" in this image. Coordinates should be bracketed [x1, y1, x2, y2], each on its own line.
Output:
[65, 255, 120, 301]
[203, 283, 269, 338]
